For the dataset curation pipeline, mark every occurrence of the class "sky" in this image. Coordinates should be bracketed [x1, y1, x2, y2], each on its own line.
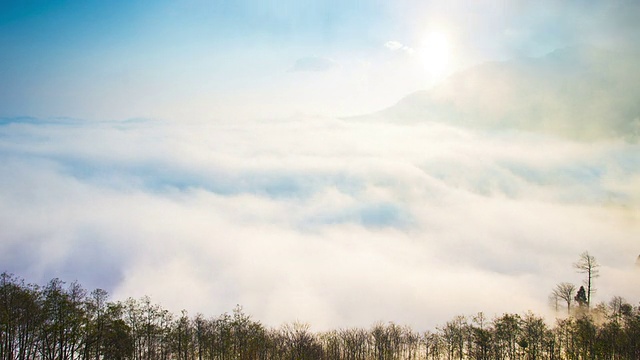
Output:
[3, 0, 638, 121]
[1, 0, 640, 330]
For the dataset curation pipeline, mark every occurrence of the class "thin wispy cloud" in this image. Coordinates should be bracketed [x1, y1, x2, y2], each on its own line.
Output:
[290, 57, 339, 72]
[384, 40, 415, 55]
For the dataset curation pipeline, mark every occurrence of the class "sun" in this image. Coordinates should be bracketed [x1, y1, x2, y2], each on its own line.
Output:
[419, 30, 452, 79]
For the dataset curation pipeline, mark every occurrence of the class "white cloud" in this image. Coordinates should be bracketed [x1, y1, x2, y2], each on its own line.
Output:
[1, 116, 638, 330]
[385, 41, 404, 51]
[384, 40, 415, 55]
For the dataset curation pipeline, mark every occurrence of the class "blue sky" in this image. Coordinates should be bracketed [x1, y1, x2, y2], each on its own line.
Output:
[3, 0, 628, 121]
[1, 0, 395, 119]
[1, 0, 639, 329]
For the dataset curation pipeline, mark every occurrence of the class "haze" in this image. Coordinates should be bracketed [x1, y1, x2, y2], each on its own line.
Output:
[1, 0, 639, 331]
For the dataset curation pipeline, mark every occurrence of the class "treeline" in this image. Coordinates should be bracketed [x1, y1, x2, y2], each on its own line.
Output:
[2, 272, 640, 360]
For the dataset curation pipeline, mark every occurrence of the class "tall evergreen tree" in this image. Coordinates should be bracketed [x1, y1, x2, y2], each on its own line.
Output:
[575, 286, 588, 308]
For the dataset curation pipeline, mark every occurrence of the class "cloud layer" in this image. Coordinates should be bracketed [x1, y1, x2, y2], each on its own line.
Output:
[1, 114, 638, 330]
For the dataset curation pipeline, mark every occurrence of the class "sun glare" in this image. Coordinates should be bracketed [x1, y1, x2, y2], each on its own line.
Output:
[419, 30, 452, 79]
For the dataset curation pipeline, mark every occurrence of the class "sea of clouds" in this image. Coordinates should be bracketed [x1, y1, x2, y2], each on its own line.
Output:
[1, 114, 638, 330]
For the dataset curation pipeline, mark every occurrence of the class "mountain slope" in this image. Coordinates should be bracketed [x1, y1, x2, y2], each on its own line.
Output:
[371, 47, 640, 140]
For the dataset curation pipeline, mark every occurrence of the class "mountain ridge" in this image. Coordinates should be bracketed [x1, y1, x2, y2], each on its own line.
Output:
[354, 46, 640, 141]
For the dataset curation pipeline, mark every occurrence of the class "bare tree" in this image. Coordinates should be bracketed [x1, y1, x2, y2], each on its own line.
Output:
[608, 296, 633, 324]
[553, 283, 576, 315]
[574, 251, 600, 308]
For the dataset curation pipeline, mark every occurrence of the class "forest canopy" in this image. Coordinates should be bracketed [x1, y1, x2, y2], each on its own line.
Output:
[1, 270, 639, 360]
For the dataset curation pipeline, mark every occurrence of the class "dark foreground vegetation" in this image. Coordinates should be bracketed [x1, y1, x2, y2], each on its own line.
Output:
[1, 272, 639, 360]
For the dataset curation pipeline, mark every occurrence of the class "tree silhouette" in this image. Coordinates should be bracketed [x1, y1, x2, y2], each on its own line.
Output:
[3, 271, 640, 360]
[575, 286, 588, 308]
[552, 283, 576, 315]
[574, 251, 600, 308]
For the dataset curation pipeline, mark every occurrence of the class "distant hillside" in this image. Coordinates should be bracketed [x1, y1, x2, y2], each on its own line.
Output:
[361, 47, 640, 141]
